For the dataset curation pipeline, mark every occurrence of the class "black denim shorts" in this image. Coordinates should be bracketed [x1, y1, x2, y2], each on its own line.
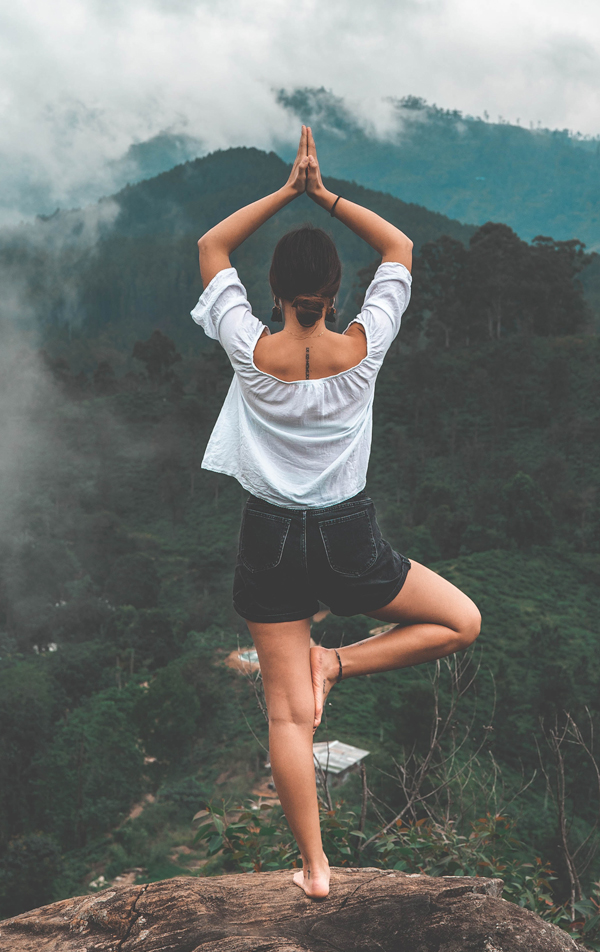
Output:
[233, 491, 411, 624]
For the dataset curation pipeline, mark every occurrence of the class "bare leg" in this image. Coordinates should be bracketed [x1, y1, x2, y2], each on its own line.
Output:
[311, 560, 481, 729]
[247, 617, 330, 899]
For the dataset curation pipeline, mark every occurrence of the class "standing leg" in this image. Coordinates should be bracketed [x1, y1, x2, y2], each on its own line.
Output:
[311, 560, 481, 728]
[247, 617, 330, 899]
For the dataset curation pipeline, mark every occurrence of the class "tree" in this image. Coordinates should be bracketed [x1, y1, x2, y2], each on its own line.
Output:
[133, 662, 201, 765]
[527, 236, 591, 335]
[0, 832, 63, 919]
[38, 686, 144, 848]
[93, 360, 117, 396]
[132, 330, 181, 389]
[415, 235, 469, 348]
[503, 472, 554, 548]
[104, 553, 160, 609]
[119, 608, 178, 670]
[0, 664, 58, 849]
[465, 222, 529, 340]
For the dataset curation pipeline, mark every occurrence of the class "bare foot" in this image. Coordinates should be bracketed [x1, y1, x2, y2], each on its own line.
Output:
[292, 852, 330, 899]
[310, 645, 342, 732]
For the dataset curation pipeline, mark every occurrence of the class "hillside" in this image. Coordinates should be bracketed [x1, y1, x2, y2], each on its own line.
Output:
[0, 147, 474, 363]
[7, 86, 600, 251]
[276, 88, 600, 250]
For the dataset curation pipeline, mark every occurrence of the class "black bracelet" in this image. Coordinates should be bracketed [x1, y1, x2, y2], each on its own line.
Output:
[330, 195, 342, 218]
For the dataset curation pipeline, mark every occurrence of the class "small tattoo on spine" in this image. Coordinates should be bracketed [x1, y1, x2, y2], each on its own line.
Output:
[305, 347, 310, 379]
[307, 867, 311, 879]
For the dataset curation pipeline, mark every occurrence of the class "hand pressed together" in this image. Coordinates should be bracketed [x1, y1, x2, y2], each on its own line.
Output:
[197, 123, 412, 289]
[305, 126, 326, 202]
[285, 125, 311, 195]
[284, 125, 328, 205]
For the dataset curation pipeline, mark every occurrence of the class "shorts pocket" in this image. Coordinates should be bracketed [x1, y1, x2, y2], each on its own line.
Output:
[240, 509, 291, 573]
[319, 509, 378, 577]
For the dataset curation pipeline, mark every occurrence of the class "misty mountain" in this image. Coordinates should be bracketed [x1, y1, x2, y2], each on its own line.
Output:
[6, 86, 600, 256]
[275, 88, 600, 252]
[0, 132, 206, 229]
[107, 132, 206, 191]
[0, 146, 475, 355]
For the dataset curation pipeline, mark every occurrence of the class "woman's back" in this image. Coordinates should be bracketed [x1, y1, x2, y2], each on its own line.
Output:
[191, 262, 411, 508]
[253, 324, 367, 382]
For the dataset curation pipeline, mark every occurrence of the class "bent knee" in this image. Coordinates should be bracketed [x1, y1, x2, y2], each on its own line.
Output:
[454, 604, 482, 650]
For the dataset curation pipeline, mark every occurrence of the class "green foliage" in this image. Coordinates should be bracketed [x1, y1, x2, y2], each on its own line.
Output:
[374, 816, 600, 948]
[194, 799, 297, 872]
[360, 223, 592, 349]
[194, 799, 543, 905]
[0, 662, 59, 849]
[374, 815, 555, 911]
[100, 793, 206, 885]
[503, 472, 554, 548]
[0, 833, 63, 919]
[132, 330, 182, 388]
[38, 686, 145, 848]
[105, 553, 161, 609]
[0, 148, 476, 361]
[193, 797, 600, 948]
[45, 640, 117, 705]
[133, 662, 202, 765]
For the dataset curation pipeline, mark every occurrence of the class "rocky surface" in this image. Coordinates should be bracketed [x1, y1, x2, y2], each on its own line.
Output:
[0, 867, 585, 951]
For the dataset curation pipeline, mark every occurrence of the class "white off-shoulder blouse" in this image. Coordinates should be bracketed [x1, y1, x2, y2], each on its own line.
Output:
[190, 261, 412, 509]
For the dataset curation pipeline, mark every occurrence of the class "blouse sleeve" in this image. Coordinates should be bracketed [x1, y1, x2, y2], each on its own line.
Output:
[353, 261, 412, 361]
[190, 267, 268, 370]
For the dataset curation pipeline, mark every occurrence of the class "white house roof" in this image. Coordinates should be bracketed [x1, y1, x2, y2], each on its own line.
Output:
[312, 740, 370, 775]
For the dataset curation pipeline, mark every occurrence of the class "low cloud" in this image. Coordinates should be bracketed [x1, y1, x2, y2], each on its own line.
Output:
[1, 0, 600, 225]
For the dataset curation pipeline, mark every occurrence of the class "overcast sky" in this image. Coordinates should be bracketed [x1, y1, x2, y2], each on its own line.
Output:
[2, 0, 600, 223]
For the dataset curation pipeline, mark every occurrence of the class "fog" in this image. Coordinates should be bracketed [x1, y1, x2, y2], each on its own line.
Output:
[2, 0, 600, 225]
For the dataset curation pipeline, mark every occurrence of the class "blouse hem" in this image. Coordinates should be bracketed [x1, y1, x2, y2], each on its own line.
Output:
[200, 462, 366, 510]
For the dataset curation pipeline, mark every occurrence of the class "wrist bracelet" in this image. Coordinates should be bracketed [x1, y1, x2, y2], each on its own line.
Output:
[330, 195, 341, 218]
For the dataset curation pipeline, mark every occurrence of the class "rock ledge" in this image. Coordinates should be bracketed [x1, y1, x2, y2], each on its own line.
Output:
[0, 867, 585, 951]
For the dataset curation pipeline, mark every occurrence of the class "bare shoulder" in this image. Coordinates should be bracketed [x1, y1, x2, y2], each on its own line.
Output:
[342, 322, 368, 359]
[252, 324, 369, 380]
[343, 321, 367, 340]
[253, 329, 290, 376]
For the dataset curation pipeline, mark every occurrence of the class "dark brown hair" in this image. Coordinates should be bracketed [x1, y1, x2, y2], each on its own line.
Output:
[269, 224, 342, 327]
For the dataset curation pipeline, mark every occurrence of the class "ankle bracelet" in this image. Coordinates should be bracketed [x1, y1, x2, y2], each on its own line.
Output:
[334, 648, 343, 682]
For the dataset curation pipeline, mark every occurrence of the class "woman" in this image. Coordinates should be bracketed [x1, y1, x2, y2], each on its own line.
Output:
[191, 126, 481, 900]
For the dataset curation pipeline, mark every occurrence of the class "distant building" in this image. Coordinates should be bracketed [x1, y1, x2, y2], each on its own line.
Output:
[230, 641, 370, 790]
[312, 740, 370, 786]
[264, 740, 369, 788]
[225, 640, 318, 674]
[224, 646, 260, 673]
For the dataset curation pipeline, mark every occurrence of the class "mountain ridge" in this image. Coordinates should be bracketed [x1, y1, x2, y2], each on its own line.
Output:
[275, 88, 600, 250]
[0, 146, 476, 353]
[4, 87, 600, 250]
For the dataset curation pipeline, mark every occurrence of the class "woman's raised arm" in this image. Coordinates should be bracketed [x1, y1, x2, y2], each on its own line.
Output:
[197, 127, 310, 288]
[305, 128, 413, 272]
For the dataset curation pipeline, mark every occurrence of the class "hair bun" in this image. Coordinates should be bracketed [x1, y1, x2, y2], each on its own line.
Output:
[292, 295, 324, 328]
